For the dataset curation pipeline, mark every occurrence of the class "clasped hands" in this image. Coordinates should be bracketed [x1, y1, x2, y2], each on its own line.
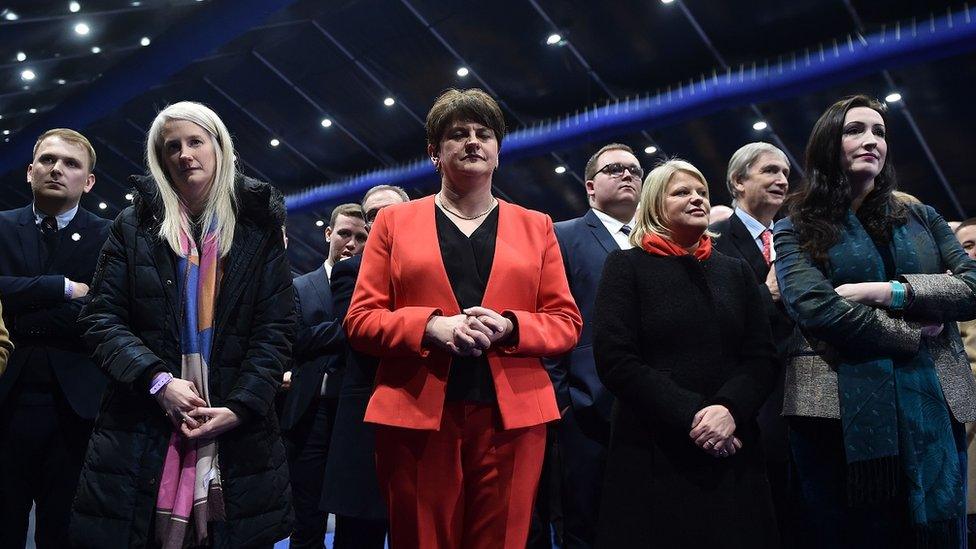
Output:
[690, 404, 741, 459]
[424, 306, 513, 357]
[155, 378, 241, 441]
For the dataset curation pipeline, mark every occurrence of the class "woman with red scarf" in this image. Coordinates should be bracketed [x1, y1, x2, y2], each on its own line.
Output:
[592, 159, 780, 547]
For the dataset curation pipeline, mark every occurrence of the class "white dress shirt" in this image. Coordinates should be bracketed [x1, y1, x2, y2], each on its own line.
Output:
[592, 208, 635, 250]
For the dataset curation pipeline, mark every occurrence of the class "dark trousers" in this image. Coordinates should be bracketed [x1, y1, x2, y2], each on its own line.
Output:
[790, 416, 914, 549]
[554, 407, 607, 549]
[283, 397, 337, 549]
[0, 385, 91, 549]
[527, 425, 562, 549]
[334, 515, 387, 549]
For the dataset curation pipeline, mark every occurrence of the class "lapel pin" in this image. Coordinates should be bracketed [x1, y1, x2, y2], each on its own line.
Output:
[71, 232, 81, 241]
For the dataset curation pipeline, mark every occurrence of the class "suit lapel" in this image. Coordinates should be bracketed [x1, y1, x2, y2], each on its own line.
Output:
[419, 196, 464, 315]
[306, 265, 333, 319]
[584, 209, 619, 255]
[729, 214, 769, 279]
[16, 205, 43, 273]
[49, 207, 93, 272]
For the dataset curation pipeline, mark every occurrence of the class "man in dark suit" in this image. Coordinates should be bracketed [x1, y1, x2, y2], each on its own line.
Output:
[0, 129, 111, 548]
[709, 141, 795, 539]
[321, 184, 408, 549]
[280, 202, 367, 549]
[540, 143, 642, 548]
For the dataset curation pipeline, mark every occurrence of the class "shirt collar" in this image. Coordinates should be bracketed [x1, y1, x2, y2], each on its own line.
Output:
[33, 203, 79, 230]
[592, 208, 634, 235]
[734, 207, 773, 241]
[324, 259, 334, 281]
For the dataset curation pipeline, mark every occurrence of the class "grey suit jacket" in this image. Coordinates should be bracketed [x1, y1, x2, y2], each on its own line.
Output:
[775, 204, 976, 423]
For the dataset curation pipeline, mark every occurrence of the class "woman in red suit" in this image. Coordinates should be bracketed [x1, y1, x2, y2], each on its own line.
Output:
[345, 88, 582, 548]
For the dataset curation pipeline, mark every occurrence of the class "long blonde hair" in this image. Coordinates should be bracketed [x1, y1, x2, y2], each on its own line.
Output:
[146, 101, 238, 257]
[630, 158, 717, 247]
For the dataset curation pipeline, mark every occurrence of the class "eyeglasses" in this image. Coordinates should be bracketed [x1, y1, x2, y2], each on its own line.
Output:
[596, 162, 643, 179]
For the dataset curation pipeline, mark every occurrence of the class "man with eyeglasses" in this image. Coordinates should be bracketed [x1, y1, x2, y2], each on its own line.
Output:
[320, 184, 409, 549]
[539, 143, 642, 548]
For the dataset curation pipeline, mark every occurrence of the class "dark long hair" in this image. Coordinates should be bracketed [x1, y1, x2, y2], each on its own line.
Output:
[786, 95, 907, 264]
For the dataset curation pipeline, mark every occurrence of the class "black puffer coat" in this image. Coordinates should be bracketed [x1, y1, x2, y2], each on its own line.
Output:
[71, 174, 295, 548]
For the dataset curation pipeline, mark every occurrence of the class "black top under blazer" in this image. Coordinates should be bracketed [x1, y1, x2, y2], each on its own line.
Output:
[593, 247, 779, 548]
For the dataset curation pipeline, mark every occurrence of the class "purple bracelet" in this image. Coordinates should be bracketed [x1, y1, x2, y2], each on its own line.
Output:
[149, 372, 174, 396]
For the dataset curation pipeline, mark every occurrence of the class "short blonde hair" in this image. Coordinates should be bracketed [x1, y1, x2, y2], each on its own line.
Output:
[33, 128, 96, 172]
[146, 101, 238, 257]
[630, 158, 717, 247]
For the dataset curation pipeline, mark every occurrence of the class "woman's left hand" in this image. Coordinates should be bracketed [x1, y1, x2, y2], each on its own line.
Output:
[835, 282, 892, 307]
[689, 405, 736, 448]
[181, 407, 242, 440]
[463, 306, 513, 346]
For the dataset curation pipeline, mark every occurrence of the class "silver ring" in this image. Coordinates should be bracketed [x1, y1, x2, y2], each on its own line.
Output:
[704, 440, 714, 448]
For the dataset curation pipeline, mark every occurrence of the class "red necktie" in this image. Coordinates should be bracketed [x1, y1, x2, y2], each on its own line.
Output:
[760, 229, 772, 265]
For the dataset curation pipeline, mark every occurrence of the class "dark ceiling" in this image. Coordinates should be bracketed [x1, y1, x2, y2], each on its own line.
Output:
[1, 0, 974, 273]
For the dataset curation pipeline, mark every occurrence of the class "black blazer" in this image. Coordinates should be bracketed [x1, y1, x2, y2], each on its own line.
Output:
[0, 204, 110, 419]
[320, 254, 387, 520]
[279, 264, 345, 431]
[545, 209, 620, 431]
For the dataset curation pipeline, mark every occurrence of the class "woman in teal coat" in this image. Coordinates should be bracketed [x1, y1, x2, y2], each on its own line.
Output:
[775, 95, 976, 548]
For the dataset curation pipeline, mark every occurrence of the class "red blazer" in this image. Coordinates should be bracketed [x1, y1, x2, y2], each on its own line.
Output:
[345, 196, 582, 431]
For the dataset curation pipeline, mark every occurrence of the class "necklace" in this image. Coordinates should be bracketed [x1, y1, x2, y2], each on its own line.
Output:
[436, 193, 496, 220]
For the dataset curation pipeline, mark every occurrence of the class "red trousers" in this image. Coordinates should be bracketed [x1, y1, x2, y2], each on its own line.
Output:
[374, 402, 547, 549]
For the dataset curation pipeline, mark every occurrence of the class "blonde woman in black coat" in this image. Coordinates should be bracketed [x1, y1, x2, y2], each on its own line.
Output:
[71, 102, 294, 548]
[594, 159, 779, 547]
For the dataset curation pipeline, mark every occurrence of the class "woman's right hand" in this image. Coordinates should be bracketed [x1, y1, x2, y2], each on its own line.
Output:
[156, 378, 207, 429]
[424, 314, 491, 356]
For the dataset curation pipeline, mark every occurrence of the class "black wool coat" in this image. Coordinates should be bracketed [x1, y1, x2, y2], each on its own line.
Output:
[593, 248, 779, 548]
[70, 175, 295, 548]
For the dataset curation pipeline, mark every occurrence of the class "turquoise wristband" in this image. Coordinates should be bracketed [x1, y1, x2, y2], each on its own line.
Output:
[889, 280, 906, 310]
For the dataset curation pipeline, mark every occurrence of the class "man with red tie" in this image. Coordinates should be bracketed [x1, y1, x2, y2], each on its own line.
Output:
[709, 141, 794, 540]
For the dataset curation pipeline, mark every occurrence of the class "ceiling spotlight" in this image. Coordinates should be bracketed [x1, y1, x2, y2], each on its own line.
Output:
[140, 36, 151, 47]
[546, 33, 562, 45]
[661, 0, 675, 4]
[270, 138, 280, 147]
[28, 108, 37, 114]
[4, 11, 18, 21]
[315, 220, 325, 227]
[554, 165, 567, 174]
[383, 97, 395, 107]
[885, 92, 902, 103]
[57, 78, 67, 85]
[91, 46, 101, 54]
[752, 120, 768, 131]
[16, 52, 26, 62]
[69, 1, 81, 12]
[456, 67, 469, 77]
[74, 22, 90, 35]
[644, 145, 658, 155]
[131, 0, 141, 4]
[0, 115, 3, 120]
[125, 193, 133, 201]
[20, 69, 36, 81]
[98, 202, 107, 210]
[320, 118, 332, 128]
[2, 130, 10, 135]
